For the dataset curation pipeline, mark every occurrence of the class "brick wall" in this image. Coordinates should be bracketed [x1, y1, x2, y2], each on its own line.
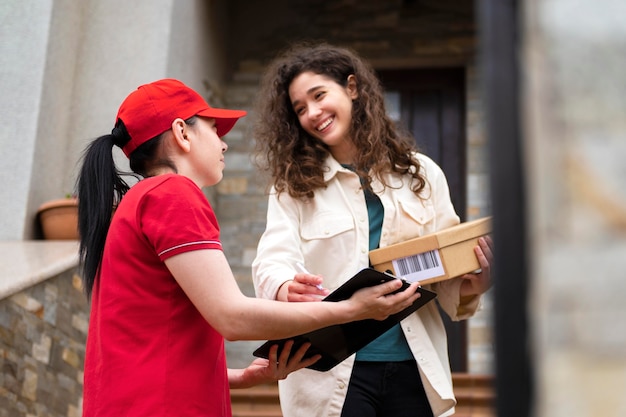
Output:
[0, 269, 87, 417]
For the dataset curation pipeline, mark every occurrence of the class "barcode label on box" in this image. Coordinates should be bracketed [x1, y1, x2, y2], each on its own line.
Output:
[392, 249, 445, 282]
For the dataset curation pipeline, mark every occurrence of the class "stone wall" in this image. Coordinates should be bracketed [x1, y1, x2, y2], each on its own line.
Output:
[0, 269, 87, 417]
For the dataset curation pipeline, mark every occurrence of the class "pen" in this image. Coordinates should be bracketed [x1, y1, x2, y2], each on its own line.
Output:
[295, 262, 325, 290]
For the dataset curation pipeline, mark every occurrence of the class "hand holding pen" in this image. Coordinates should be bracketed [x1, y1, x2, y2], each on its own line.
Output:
[276, 263, 330, 302]
[295, 263, 325, 291]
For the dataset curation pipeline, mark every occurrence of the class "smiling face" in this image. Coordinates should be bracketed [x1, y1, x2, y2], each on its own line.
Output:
[289, 71, 359, 164]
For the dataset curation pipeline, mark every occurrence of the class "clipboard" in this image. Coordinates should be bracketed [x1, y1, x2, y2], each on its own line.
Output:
[252, 268, 437, 371]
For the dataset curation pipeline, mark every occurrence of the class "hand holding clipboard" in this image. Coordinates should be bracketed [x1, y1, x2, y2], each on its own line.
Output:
[253, 268, 436, 371]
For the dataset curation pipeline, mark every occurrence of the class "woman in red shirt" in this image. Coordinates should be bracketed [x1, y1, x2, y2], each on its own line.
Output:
[75, 78, 422, 417]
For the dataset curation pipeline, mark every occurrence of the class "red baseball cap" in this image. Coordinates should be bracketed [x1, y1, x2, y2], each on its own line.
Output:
[115, 78, 247, 157]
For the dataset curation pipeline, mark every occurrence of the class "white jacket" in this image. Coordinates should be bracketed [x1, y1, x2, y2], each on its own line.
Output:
[252, 153, 481, 417]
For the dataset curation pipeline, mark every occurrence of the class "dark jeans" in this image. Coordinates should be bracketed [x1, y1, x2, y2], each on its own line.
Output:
[340, 360, 434, 417]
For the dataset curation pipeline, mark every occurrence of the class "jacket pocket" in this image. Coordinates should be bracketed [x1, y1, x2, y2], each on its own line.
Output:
[399, 199, 435, 225]
[396, 199, 436, 240]
[300, 212, 354, 241]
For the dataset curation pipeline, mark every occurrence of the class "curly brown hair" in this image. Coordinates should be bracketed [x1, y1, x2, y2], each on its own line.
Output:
[253, 42, 426, 199]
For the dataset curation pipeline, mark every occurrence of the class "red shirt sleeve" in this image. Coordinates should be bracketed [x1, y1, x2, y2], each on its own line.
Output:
[138, 175, 223, 261]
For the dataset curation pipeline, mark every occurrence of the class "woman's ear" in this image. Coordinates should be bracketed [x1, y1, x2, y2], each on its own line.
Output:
[346, 75, 358, 99]
[171, 118, 191, 153]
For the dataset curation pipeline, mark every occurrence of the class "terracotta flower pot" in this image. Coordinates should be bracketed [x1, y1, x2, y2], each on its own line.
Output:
[37, 198, 79, 240]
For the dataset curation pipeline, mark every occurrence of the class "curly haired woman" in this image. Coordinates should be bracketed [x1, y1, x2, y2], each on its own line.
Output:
[251, 43, 494, 417]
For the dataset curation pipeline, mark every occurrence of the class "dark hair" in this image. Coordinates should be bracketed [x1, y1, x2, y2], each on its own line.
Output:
[253, 42, 425, 199]
[76, 117, 196, 299]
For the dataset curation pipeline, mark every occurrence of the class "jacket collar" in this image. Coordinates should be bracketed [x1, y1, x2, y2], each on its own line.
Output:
[321, 153, 421, 193]
[322, 154, 354, 182]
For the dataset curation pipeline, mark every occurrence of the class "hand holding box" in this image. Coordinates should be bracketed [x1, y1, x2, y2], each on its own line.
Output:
[369, 217, 492, 285]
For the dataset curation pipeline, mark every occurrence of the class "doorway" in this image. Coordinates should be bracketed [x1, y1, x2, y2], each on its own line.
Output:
[377, 67, 469, 371]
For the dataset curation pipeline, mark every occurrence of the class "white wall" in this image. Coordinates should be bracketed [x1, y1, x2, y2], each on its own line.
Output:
[0, 0, 226, 239]
[0, 1, 55, 239]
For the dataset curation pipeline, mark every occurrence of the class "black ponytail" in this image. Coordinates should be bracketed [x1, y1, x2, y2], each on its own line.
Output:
[76, 116, 194, 299]
[76, 121, 134, 299]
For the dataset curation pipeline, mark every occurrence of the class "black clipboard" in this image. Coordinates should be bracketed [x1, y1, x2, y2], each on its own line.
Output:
[252, 268, 437, 372]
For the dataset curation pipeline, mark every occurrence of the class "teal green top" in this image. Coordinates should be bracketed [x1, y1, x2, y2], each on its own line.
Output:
[342, 165, 413, 361]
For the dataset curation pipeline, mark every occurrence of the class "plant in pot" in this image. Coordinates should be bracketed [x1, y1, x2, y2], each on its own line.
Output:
[36, 194, 79, 240]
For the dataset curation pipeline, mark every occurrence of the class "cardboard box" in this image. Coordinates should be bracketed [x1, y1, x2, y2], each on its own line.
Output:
[369, 217, 491, 285]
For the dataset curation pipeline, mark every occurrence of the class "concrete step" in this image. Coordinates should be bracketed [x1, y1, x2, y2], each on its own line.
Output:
[231, 373, 496, 417]
[231, 384, 282, 417]
[453, 373, 496, 416]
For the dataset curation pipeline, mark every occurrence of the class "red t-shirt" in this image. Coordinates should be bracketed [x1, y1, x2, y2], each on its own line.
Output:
[83, 174, 231, 417]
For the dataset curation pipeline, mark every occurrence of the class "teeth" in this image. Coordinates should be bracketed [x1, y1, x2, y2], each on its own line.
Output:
[317, 118, 333, 131]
